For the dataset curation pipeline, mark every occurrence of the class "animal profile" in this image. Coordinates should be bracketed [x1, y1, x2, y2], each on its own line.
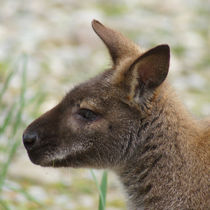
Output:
[23, 20, 210, 210]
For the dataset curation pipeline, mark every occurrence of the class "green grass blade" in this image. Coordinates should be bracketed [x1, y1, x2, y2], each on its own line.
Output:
[0, 103, 17, 134]
[90, 170, 108, 210]
[6, 184, 42, 206]
[98, 170, 108, 210]
[0, 140, 20, 192]
[0, 199, 10, 210]
[0, 54, 28, 192]
[12, 54, 27, 136]
[0, 57, 20, 105]
[0, 70, 15, 104]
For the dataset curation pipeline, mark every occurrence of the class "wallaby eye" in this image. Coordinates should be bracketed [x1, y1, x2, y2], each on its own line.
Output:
[77, 108, 98, 121]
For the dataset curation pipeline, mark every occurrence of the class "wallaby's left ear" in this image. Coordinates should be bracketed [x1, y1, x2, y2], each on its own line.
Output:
[92, 19, 140, 66]
[130, 44, 170, 89]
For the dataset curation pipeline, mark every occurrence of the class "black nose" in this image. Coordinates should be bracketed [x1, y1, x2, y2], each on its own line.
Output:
[23, 131, 39, 151]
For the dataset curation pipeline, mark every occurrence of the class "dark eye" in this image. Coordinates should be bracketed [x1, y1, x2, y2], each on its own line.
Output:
[77, 109, 98, 121]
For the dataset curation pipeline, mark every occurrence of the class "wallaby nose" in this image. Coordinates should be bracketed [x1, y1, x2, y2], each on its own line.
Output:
[23, 131, 39, 151]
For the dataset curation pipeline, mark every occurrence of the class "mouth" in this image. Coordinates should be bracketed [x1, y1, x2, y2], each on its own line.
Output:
[26, 143, 58, 166]
[25, 138, 75, 167]
[24, 138, 95, 168]
[27, 147, 79, 168]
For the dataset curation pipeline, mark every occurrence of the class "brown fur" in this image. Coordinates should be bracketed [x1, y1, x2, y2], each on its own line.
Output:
[23, 20, 210, 210]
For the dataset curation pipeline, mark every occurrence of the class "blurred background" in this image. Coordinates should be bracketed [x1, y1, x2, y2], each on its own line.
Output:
[0, 0, 209, 209]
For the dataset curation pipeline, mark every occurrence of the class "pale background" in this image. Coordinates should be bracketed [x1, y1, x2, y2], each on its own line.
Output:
[0, 0, 209, 209]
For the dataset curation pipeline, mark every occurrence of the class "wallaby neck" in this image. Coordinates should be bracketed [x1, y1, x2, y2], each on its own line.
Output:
[116, 84, 201, 210]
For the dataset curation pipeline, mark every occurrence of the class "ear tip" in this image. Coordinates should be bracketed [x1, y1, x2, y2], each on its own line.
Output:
[91, 19, 98, 25]
[154, 44, 170, 59]
[159, 44, 170, 54]
[143, 44, 170, 59]
[91, 19, 103, 29]
[158, 44, 169, 49]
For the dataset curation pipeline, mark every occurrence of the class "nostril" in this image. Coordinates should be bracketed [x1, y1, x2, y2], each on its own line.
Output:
[23, 132, 39, 150]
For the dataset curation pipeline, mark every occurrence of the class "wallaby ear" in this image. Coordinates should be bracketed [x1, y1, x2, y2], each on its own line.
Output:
[92, 19, 140, 66]
[130, 44, 170, 89]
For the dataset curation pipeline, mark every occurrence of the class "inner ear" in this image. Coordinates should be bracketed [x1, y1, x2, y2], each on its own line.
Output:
[130, 44, 170, 89]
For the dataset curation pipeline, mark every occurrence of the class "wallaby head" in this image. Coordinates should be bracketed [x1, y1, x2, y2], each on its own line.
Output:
[23, 20, 209, 209]
[23, 20, 170, 168]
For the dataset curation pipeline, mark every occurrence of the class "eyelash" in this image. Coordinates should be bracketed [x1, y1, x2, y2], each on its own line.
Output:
[77, 108, 98, 121]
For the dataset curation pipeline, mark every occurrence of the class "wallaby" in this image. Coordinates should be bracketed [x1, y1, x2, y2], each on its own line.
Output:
[23, 20, 210, 210]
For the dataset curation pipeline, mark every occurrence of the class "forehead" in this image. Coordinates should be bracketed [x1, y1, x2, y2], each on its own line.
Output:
[63, 70, 116, 106]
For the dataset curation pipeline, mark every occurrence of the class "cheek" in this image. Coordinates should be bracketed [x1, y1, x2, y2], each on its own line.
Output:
[66, 115, 81, 132]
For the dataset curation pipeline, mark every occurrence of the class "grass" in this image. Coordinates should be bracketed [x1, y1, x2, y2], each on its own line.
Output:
[0, 55, 45, 209]
[98, 171, 108, 210]
[90, 170, 108, 210]
[0, 55, 28, 209]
